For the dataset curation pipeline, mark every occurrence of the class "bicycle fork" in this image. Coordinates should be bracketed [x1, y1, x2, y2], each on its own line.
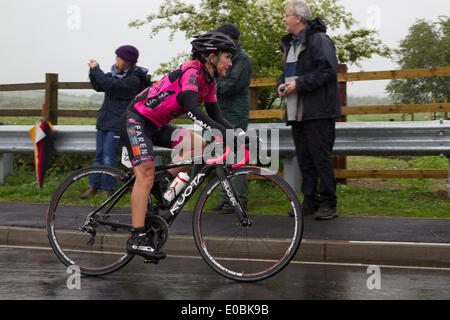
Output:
[215, 167, 252, 228]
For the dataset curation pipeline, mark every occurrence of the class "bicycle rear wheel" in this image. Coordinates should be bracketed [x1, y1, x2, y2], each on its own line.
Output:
[192, 166, 303, 282]
[46, 166, 134, 276]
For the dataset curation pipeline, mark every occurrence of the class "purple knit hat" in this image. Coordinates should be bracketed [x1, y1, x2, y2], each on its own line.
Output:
[115, 45, 139, 64]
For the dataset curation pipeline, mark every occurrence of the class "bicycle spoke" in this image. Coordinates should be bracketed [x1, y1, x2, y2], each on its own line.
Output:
[47, 166, 134, 276]
[193, 166, 303, 282]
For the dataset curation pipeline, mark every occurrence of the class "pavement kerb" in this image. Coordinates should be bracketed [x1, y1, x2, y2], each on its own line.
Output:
[1, 225, 450, 268]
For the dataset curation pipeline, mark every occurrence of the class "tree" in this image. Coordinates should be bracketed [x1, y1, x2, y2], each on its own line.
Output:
[130, 0, 391, 108]
[386, 16, 450, 104]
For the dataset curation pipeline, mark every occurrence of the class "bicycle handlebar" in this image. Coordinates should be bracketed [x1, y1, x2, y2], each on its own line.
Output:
[232, 145, 250, 168]
[206, 136, 231, 165]
[205, 136, 250, 167]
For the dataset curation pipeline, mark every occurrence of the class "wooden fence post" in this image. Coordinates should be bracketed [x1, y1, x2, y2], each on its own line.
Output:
[334, 64, 348, 184]
[45, 73, 58, 125]
[445, 98, 448, 120]
[249, 70, 258, 110]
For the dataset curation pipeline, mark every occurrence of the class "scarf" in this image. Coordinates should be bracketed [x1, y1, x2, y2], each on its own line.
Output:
[111, 65, 130, 78]
[291, 25, 309, 46]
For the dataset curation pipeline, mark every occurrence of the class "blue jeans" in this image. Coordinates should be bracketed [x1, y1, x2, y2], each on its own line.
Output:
[89, 130, 120, 190]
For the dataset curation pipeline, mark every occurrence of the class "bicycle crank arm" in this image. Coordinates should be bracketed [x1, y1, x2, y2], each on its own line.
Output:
[93, 218, 134, 233]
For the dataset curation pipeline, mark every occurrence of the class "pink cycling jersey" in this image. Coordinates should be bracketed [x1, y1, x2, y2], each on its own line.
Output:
[132, 60, 217, 127]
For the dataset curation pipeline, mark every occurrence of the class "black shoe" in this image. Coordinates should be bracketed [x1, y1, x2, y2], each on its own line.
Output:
[213, 202, 235, 214]
[126, 231, 166, 260]
[221, 203, 237, 214]
[314, 207, 338, 220]
[213, 202, 247, 214]
[151, 171, 173, 207]
[212, 201, 226, 211]
[288, 207, 317, 217]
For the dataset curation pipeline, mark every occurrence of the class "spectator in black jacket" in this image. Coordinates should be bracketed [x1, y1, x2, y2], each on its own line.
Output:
[212, 23, 252, 213]
[277, 1, 341, 220]
[82, 45, 149, 198]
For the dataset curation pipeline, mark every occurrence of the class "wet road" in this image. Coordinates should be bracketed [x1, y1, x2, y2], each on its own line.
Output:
[1, 246, 450, 300]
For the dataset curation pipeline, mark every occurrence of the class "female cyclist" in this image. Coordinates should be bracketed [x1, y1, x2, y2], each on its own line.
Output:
[120, 31, 237, 260]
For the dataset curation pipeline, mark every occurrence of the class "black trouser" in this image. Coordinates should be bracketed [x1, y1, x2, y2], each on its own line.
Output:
[291, 119, 337, 209]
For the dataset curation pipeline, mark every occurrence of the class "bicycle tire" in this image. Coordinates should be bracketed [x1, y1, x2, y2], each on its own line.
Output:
[192, 166, 303, 282]
[46, 165, 134, 276]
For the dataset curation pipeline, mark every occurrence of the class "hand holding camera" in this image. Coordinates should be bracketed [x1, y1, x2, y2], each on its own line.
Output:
[88, 59, 99, 69]
[278, 81, 296, 97]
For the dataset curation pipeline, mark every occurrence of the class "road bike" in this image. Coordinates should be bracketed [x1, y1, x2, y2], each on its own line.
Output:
[46, 137, 303, 282]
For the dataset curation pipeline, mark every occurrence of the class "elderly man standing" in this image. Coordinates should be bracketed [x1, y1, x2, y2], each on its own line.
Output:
[277, 1, 341, 220]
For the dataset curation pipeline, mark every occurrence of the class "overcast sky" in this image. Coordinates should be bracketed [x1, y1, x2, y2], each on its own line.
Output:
[1, 0, 449, 96]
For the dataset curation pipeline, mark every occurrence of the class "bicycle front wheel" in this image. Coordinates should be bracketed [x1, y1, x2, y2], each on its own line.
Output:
[192, 166, 303, 282]
[46, 166, 134, 276]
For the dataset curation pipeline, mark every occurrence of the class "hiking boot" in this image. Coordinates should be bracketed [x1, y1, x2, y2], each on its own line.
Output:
[80, 185, 97, 199]
[314, 207, 338, 220]
[151, 171, 173, 207]
[126, 230, 166, 260]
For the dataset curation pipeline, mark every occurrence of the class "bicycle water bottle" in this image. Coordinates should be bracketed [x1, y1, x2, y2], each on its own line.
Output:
[163, 172, 190, 202]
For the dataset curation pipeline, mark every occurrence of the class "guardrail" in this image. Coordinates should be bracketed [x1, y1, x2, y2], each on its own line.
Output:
[1, 121, 449, 196]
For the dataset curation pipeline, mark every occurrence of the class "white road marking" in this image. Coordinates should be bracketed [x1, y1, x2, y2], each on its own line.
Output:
[2, 244, 450, 272]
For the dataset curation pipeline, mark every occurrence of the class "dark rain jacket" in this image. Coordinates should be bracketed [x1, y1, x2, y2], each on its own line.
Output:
[277, 17, 341, 123]
[89, 66, 148, 132]
[216, 42, 252, 130]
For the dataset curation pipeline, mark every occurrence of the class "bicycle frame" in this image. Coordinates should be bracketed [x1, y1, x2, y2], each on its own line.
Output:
[88, 139, 251, 232]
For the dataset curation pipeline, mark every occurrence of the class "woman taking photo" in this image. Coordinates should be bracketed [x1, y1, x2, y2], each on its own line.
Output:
[82, 45, 149, 199]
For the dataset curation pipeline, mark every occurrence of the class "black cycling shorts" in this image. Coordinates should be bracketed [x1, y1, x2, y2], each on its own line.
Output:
[119, 107, 190, 167]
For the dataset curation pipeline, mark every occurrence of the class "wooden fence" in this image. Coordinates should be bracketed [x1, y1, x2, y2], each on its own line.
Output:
[248, 66, 450, 117]
[1, 66, 449, 181]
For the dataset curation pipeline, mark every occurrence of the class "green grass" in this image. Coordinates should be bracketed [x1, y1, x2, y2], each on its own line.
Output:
[337, 183, 450, 218]
[339, 155, 450, 218]
[347, 155, 448, 170]
[0, 153, 92, 203]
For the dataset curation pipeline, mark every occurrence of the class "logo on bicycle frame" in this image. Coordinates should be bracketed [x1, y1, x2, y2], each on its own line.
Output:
[221, 180, 238, 207]
[169, 173, 206, 216]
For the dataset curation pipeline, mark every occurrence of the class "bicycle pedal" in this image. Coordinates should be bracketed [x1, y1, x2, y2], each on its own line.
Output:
[144, 258, 159, 265]
[87, 236, 95, 245]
